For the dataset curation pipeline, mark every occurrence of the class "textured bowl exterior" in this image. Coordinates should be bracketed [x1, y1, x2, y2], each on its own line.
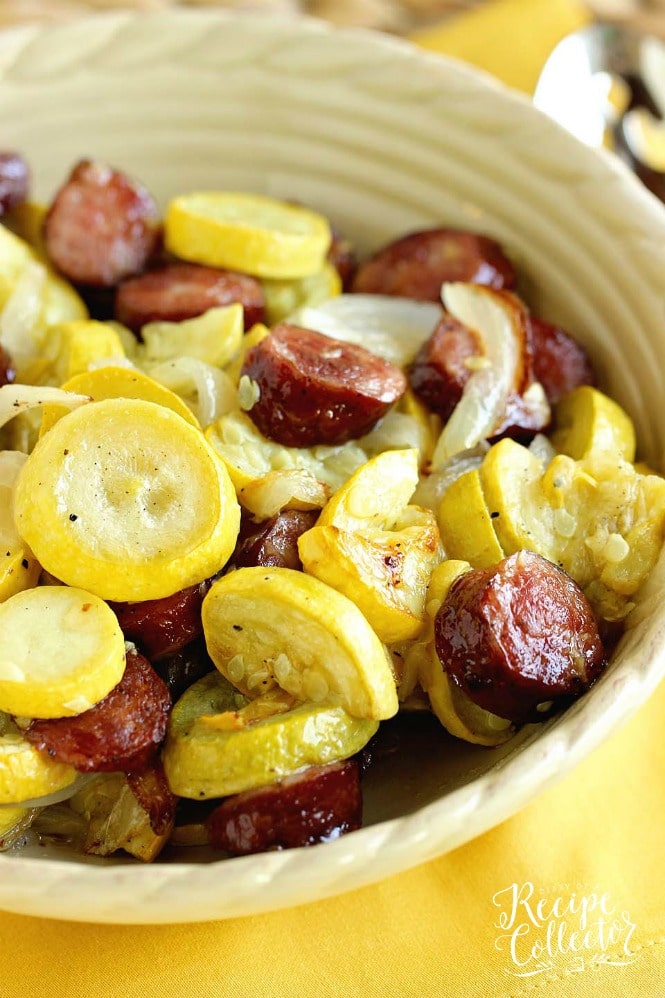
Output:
[1, 9, 665, 924]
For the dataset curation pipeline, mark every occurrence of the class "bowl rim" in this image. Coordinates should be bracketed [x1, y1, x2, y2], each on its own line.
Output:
[1, 7, 665, 924]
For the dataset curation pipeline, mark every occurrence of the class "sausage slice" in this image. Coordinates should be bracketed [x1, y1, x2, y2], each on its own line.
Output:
[241, 322, 407, 447]
[232, 509, 319, 570]
[25, 650, 171, 772]
[43, 159, 159, 286]
[115, 262, 265, 332]
[352, 228, 517, 300]
[530, 317, 595, 405]
[206, 758, 362, 855]
[109, 583, 207, 662]
[434, 550, 605, 723]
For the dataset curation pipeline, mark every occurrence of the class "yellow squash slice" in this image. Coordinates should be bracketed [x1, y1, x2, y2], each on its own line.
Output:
[0, 586, 126, 718]
[0, 713, 76, 805]
[165, 192, 332, 279]
[0, 450, 40, 602]
[163, 672, 378, 799]
[552, 385, 635, 462]
[438, 467, 504, 568]
[14, 398, 240, 601]
[39, 365, 200, 437]
[202, 567, 398, 720]
[299, 450, 443, 642]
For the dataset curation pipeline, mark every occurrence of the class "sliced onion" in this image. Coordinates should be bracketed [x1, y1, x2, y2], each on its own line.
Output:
[146, 357, 236, 428]
[0, 383, 91, 430]
[431, 283, 522, 467]
[529, 430, 557, 466]
[289, 294, 442, 367]
[412, 444, 488, 513]
[360, 410, 429, 458]
[0, 772, 95, 811]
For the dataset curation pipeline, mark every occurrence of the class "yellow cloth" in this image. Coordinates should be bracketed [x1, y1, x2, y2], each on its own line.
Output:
[411, 0, 591, 94]
[2, 4, 664, 997]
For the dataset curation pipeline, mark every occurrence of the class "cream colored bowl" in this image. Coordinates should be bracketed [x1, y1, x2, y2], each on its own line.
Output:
[1, 9, 665, 924]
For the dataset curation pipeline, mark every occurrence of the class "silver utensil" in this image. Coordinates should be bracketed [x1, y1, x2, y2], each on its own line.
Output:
[534, 21, 665, 201]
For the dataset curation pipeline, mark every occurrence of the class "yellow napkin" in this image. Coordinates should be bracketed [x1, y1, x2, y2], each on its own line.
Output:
[1, 4, 664, 997]
[411, 0, 591, 93]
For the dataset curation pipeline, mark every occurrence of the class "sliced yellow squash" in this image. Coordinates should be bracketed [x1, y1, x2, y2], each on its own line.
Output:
[0, 450, 40, 602]
[165, 192, 332, 279]
[202, 567, 398, 720]
[14, 398, 240, 601]
[0, 586, 126, 718]
[162, 671, 377, 799]
[39, 365, 200, 437]
[552, 385, 635, 462]
[438, 467, 504, 568]
[299, 450, 443, 642]
[0, 713, 76, 805]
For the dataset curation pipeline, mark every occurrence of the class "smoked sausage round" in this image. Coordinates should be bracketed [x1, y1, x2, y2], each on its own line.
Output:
[352, 228, 517, 300]
[109, 583, 207, 662]
[408, 314, 482, 422]
[241, 322, 407, 447]
[232, 509, 319, 571]
[206, 758, 362, 855]
[530, 317, 595, 405]
[115, 262, 265, 332]
[25, 650, 171, 773]
[43, 159, 159, 287]
[434, 550, 605, 723]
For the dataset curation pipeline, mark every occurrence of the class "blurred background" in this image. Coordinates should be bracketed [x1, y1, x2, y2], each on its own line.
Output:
[0, 0, 663, 36]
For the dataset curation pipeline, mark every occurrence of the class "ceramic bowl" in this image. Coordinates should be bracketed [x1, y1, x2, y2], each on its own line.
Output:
[1, 9, 665, 924]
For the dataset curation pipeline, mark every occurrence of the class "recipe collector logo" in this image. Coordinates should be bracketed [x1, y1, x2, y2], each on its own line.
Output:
[492, 881, 640, 977]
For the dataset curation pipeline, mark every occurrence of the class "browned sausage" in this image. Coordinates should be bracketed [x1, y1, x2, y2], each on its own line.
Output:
[242, 322, 407, 447]
[108, 583, 207, 662]
[352, 229, 517, 300]
[127, 761, 177, 836]
[409, 295, 548, 439]
[206, 758, 362, 855]
[0, 152, 29, 215]
[114, 262, 265, 332]
[0, 345, 16, 388]
[530, 317, 595, 405]
[153, 636, 215, 703]
[43, 159, 159, 286]
[25, 650, 171, 772]
[408, 314, 482, 422]
[232, 509, 319, 570]
[434, 550, 605, 723]
[327, 230, 357, 290]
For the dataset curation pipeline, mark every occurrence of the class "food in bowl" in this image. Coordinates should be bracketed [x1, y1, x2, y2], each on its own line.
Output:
[0, 149, 662, 862]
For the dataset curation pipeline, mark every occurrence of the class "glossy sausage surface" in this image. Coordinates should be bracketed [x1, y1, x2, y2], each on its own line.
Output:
[44, 159, 159, 286]
[352, 229, 517, 300]
[434, 550, 605, 723]
[115, 262, 265, 332]
[206, 758, 362, 855]
[242, 322, 406, 446]
[26, 650, 171, 773]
